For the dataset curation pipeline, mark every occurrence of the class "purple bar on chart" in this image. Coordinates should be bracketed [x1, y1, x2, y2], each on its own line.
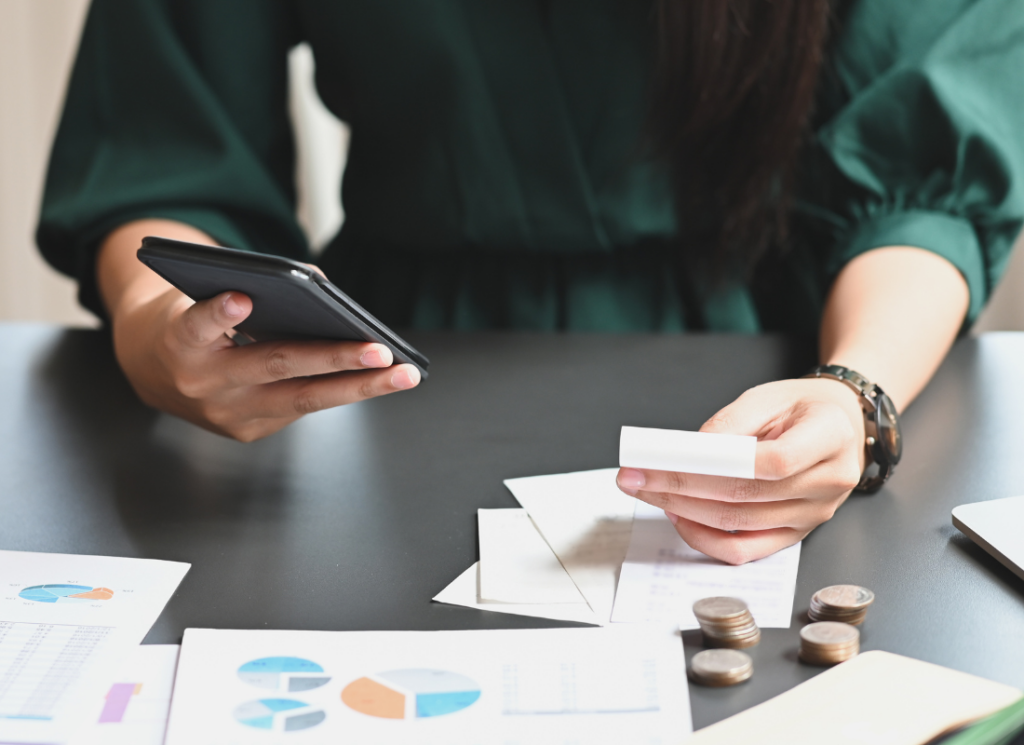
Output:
[98, 683, 137, 723]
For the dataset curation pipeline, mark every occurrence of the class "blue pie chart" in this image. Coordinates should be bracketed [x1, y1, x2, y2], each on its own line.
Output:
[238, 657, 331, 692]
[19, 584, 113, 604]
[233, 698, 325, 732]
[342, 669, 481, 719]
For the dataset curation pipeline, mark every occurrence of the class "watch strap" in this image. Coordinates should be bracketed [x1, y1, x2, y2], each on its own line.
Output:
[802, 364, 894, 493]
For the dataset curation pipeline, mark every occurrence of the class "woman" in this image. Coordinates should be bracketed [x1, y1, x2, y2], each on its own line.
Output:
[37, 0, 1024, 563]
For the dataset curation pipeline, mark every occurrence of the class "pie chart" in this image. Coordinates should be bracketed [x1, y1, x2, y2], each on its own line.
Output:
[238, 657, 331, 692]
[19, 584, 114, 604]
[342, 669, 481, 720]
[233, 698, 325, 732]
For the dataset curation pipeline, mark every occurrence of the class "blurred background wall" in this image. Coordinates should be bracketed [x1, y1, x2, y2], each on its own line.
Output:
[0, 0, 347, 329]
[1, 0, 93, 326]
[1, 0, 1021, 331]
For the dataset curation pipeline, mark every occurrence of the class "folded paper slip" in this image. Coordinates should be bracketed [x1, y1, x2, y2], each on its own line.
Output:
[504, 468, 634, 624]
[688, 651, 1022, 745]
[620, 426, 756, 479]
[477, 509, 589, 605]
[432, 563, 600, 625]
[432, 506, 601, 624]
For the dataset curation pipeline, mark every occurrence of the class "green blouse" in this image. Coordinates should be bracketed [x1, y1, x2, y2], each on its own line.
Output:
[38, 0, 1024, 334]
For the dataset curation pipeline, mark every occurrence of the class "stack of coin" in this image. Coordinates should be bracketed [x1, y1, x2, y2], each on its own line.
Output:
[692, 597, 761, 649]
[808, 585, 875, 625]
[689, 649, 753, 687]
[799, 621, 859, 665]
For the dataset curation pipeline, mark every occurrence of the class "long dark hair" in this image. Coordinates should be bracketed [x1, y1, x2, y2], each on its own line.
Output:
[650, 0, 832, 275]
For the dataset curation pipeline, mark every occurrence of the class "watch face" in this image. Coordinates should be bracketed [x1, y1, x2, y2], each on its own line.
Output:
[875, 393, 902, 464]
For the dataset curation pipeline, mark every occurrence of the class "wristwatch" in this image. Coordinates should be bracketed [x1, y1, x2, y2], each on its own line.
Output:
[802, 364, 902, 493]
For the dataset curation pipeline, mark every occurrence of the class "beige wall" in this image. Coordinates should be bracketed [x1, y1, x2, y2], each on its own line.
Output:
[1, 0, 1021, 332]
[0, 0, 347, 328]
[0, 0, 94, 326]
[974, 237, 1024, 333]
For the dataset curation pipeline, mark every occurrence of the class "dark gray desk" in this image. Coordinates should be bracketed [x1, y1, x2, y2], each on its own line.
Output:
[2, 324, 1023, 729]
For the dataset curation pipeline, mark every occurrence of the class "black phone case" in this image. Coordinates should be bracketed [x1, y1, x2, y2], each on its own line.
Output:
[136, 237, 429, 378]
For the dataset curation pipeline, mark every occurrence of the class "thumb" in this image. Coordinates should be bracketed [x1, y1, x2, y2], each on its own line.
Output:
[174, 292, 252, 349]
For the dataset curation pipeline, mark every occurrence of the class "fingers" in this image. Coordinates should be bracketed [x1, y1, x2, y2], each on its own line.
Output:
[190, 364, 420, 439]
[244, 363, 421, 418]
[616, 402, 857, 502]
[701, 394, 853, 481]
[649, 493, 833, 533]
[222, 340, 395, 386]
[670, 516, 806, 565]
[618, 463, 841, 504]
[617, 380, 866, 563]
[175, 292, 252, 348]
[754, 403, 855, 480]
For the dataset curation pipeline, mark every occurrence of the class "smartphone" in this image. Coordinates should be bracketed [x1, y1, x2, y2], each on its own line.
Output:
[136, 237, 429, 378]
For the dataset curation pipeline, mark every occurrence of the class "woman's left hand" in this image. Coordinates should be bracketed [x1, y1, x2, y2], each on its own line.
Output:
[616, 378, 869, 565]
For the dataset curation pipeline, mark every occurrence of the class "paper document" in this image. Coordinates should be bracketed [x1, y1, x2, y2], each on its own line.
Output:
[504, 469, 636, 624]
[620, 426, 756, 479]
[77, 644, 180, 745]
[165, 625, 690, 745]
[611, 502, 800, 627]
[0, 550, 189, 745]
[478, 509, 588, 605]
[433, 563, 599, 624]
[689, 651, 1022, 745]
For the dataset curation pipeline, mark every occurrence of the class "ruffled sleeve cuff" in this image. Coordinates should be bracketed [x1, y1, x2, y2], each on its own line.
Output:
[829, 209, 987, 325]
[44, 207, 258, 324]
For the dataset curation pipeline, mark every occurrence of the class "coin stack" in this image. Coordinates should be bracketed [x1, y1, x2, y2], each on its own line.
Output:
[689, 649, 753, 687]
[808, 585, 875, 625]
[798, 621, 860, 665]
[692, 597, 761, 649]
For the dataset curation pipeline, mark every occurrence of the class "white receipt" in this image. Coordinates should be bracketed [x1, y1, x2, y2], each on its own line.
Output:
[503, 469, 636, 625]
[611, 502, 801, 627]
[620, 426, 757, 479]
[477, 509, 590, 605]
[433, 563, 599, 625]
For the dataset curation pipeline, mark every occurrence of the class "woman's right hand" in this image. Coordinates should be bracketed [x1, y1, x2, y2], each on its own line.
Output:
[113, 285, 419, 441]
[98, 219, 419, 441]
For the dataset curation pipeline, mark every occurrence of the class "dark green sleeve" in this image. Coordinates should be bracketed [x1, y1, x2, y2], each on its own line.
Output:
[804, 0, 1024, 324]
[36, 0, 308, 319]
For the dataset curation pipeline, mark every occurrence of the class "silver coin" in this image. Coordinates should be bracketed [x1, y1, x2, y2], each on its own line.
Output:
[693, 596, 749, 620]
[800, 621, 859, 646]
[691, 649, 753, 678]
[814, 585, 874, 610]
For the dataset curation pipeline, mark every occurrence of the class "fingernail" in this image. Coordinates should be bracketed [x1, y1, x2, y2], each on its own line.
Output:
[360, 348, 387, 367]
[223, 295, 243, 317]
[664, 510, 679, 525]
[618, 468, 646, 490]
[391, 368, 420, 390]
